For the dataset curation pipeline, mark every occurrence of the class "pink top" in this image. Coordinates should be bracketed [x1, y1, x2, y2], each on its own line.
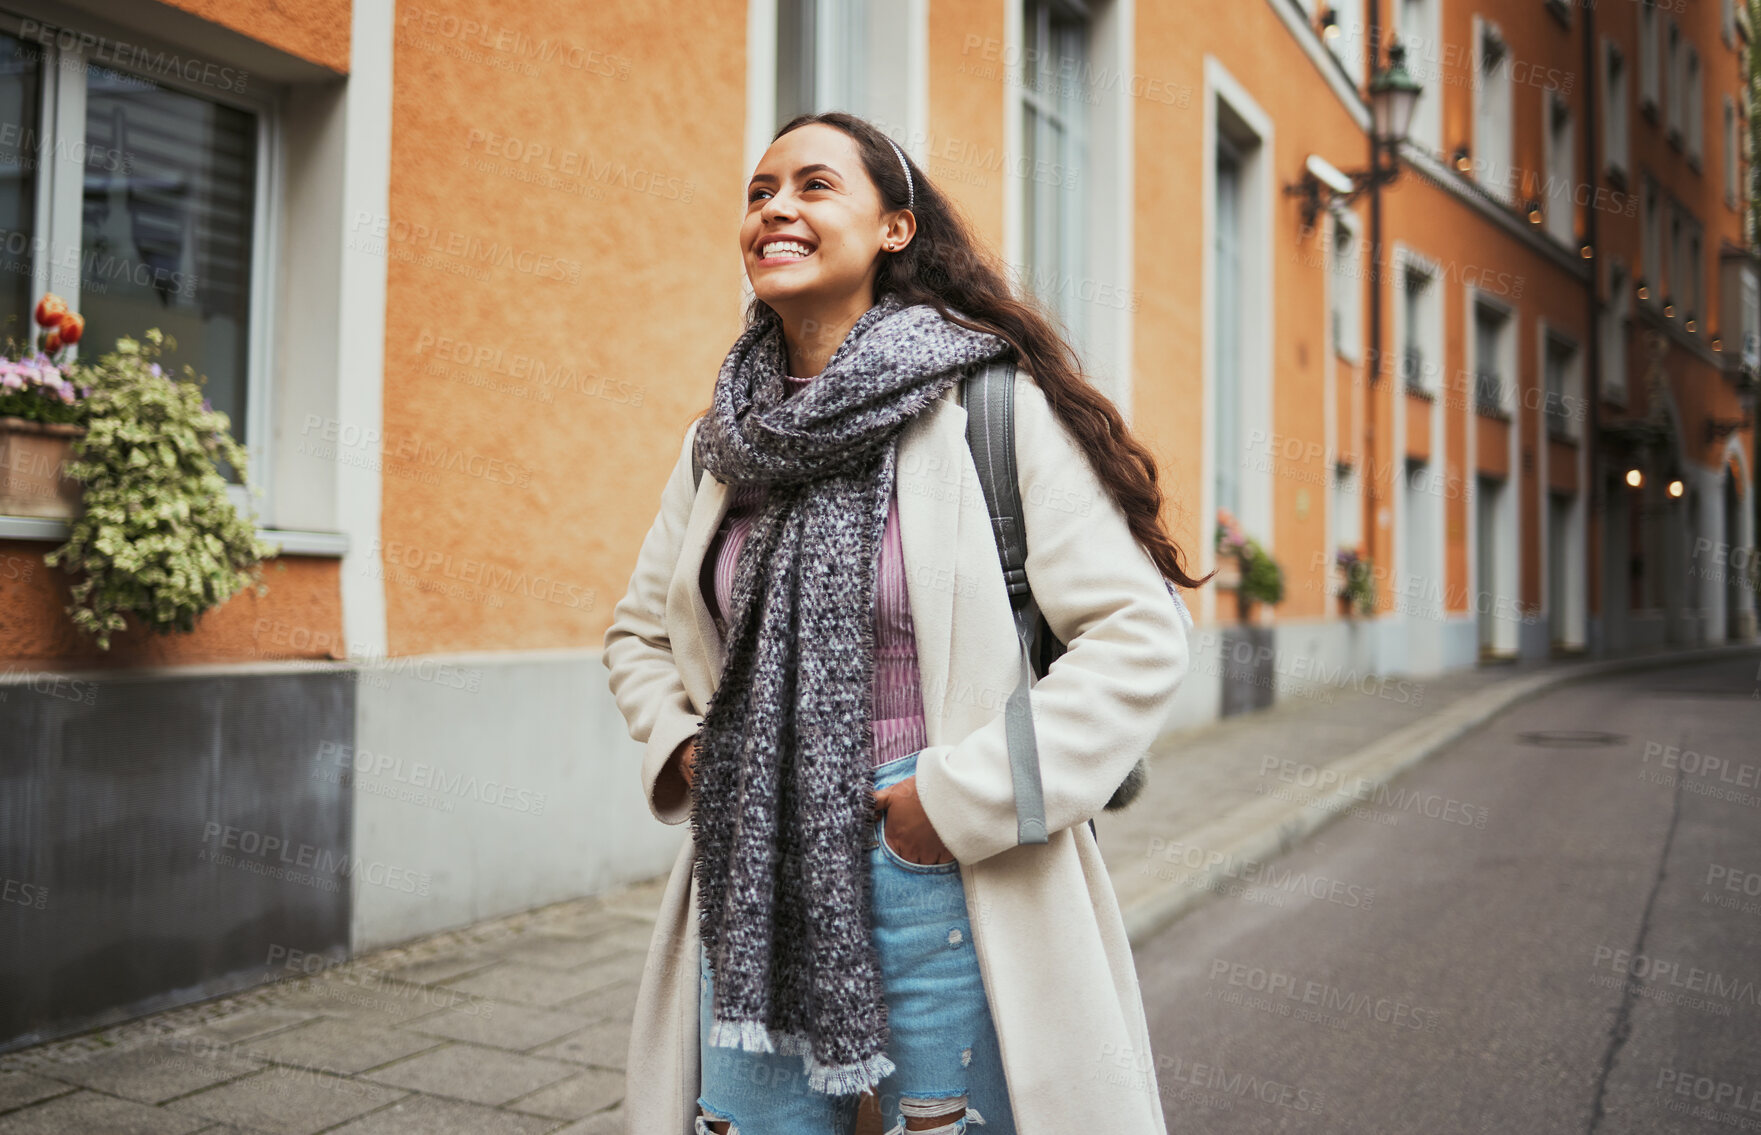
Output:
[700, 373, 929, 768]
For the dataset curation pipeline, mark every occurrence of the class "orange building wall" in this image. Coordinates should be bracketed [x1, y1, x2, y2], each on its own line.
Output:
[161, 0, 350, 73]
[382, 0, 748, 657]
[0, 543, 343, 666]
[927, 0, 1009, 252]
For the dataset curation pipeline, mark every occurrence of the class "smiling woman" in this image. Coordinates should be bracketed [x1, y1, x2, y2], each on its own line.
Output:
[603, 110, 1201, 1135]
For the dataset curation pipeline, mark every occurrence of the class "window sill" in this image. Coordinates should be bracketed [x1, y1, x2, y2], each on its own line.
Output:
[1544, 0, 1571, 29]
[1404, 383, 1436, 401]
[1475, 405, 1512, 422]
[1546, 429, 1580, 446]
[0, 516, 349, 557]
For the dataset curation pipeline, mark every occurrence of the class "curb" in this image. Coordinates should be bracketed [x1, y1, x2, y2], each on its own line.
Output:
[1119, 643, 1761, 947]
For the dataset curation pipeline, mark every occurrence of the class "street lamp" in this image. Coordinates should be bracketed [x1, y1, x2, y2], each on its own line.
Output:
[1368, 41, 1423, 153]
[1286, 37, 1426, 230]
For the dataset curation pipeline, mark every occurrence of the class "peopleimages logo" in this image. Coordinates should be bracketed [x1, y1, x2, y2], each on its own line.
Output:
[314, 740, 549, 815]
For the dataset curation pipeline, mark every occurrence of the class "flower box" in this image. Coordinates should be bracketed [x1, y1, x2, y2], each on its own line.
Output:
[0, 416, 84, 519]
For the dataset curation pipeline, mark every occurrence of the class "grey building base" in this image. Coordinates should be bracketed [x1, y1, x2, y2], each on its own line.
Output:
[1219, 626, 1276, 718]
[1, 668, 356, 1053]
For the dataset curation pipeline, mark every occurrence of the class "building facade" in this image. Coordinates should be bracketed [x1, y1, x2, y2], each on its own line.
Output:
[1, 0, 1754, 1049]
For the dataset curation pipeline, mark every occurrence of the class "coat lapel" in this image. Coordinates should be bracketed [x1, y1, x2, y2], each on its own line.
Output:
[669, 386, 971, 736]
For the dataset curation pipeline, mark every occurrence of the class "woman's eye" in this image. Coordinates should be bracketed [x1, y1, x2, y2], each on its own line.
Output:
[805, 178, 831, 191]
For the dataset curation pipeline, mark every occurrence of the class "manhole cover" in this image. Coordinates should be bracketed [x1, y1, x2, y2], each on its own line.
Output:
[1516, 731, 1628, 748]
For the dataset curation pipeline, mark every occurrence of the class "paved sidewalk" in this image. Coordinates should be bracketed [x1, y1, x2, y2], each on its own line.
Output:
[2, 647, 1752, 1134]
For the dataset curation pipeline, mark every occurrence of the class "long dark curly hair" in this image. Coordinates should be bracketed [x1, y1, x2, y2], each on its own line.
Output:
[739, 110, 1207, 591]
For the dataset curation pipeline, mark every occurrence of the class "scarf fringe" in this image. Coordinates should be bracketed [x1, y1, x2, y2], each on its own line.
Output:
[705, 1015, 899, 1095]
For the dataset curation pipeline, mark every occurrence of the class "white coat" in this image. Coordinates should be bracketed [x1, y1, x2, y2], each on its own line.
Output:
[602, 363, 1191, 1133]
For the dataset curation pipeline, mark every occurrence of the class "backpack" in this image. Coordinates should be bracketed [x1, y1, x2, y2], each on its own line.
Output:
[688, 357, 1191, 846]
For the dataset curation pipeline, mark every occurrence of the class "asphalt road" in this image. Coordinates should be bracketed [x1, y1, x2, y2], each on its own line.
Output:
[1133, 654, 1761, 1134]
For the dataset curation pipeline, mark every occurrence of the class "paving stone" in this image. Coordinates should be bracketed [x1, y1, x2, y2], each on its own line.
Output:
[170, 1007, 322, 1046]
[267, 974, 489, 1027]
[440, 963, 617, 1008]
[25, 1037, 262, 1104]
[163, 1066, 408, 1135]
[378, 953, 502, 987]
[244, 1019, 446, 1075]
[0, 1090, 211, 1134]
[550, 1108, 623, 1135]
[500, 935, 620, 972]
[400, 999, 589, 1051]
[559, 980, 639, 1025]
[360, 1044, 575, 1107]
[504, 1067, 623, 1119]
[0, 1071, 75, 1114]
[530, 1020, 627, 1071]
[323, 1093, 557, 1134]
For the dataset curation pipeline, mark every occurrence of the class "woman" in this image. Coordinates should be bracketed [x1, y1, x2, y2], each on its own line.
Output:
[602, 112, 1201, 1135]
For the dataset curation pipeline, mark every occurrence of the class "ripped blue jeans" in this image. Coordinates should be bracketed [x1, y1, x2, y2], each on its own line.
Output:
[696, 750, 1016, 1135]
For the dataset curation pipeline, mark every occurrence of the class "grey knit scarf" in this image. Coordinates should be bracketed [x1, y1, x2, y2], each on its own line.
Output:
[690, 291, 1011, 1094]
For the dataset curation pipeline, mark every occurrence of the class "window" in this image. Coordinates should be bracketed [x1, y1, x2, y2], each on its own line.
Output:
[1544, 334, 1578, 440]
[1545, 92, 1575, 244]
[1327, 0, 1365, 85]
[1666, 19, 1683, 143]
[1641, 177, 1662, 306]
[1019, 0, 1090, 345]
[1, 19, 265, 484]
[776, 0, 916, 133]
[1602, 263, 1630, 405]
[1474, 19, 1513, 202]
[1604, 42, 1629, 178]
[1669, 206, 1685, 311]
[1639, 1, 1659, 113]
[1331, 215, 1361, 361]
[1473, 302, 1509, 416]
[1726, 96, 1740, 208]
[1686, 46, 1703, 162]
[1398, 0, 1441, 152]
[1688, 228, 1703, 324]
[0, 31, 42, 328]
[1400, 261, 1434, 394]
[1214, 133, 1245, 520]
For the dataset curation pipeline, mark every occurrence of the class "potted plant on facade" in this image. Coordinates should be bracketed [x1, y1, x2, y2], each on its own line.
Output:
[42, 327, 278, 650]
[0, 296, 93, 518]
[1336, 546, 1376, 618]
[1216, 509, 1285, 624]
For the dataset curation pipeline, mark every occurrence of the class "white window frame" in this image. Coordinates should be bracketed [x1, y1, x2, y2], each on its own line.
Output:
[1602, 260, 1630, 406]
[1727, 95, 1740, 209]
[3, 11, 280, 514]
[1331, 208, 1363, 364]
[1666, 18, 1683, 144]
[1685, 45, 1703, 163]
[1603, 40, 1629, 179]
[1544, 91, 1575, 245]
[1472, 296, 1516, 418]
[1641, 175, 1662, 308]
[1326, 0, 1365, 87]
[1638, 1, 1659, 113]
[1395, 248, 1441, 397]
[1201, 56, 1275, 588]
[1541, 328, 1581, 442]
[1473, 17, 1514, 205]
[1397, 0, 1441, 154]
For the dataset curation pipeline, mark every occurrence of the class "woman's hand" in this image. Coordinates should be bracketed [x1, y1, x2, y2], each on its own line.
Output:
[873, 775, 953, 865]
[672, 737, 698, 789]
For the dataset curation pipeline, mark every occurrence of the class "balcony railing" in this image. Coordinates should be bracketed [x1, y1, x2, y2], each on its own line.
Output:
[1402, 345, 1428, 394]
[1475, 371, 1505, 416]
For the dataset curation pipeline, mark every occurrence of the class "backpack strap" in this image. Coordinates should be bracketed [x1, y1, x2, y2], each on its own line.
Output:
[962, 358, 1050, 846]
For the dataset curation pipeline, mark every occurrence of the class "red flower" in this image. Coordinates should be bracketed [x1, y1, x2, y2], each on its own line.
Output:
[34, 294, 67, 327]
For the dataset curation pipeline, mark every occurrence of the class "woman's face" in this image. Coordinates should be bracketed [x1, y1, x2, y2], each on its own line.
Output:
[742, 123, 908, 314]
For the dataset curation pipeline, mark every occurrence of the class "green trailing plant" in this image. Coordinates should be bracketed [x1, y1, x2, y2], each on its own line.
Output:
[43, 330, 277, 649]
[1336, 546, 1376, 616]
[1214, 507, 1285, 609]
[1238, 540, 1285, 607]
